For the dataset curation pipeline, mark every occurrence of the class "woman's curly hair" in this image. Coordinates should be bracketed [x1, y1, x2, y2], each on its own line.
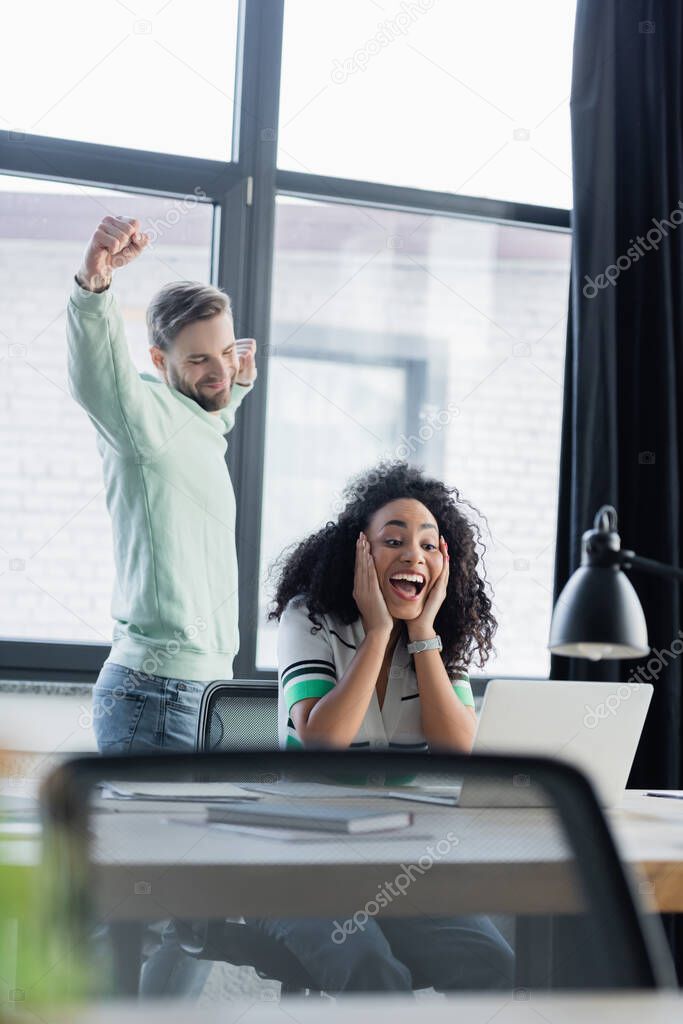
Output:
[268, 460, 497, 675]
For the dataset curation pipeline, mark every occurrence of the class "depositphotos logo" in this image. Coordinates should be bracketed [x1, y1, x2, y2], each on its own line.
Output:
[330, 831, 459, 943]
[582, 201, 683, 298]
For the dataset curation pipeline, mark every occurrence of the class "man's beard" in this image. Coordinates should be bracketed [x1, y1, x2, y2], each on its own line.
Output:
[167, 366, 231, 412]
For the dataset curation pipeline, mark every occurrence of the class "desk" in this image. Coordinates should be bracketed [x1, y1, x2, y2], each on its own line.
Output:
[9, 992, 683, 1023]
[609, 791, 683, 910]
[5, 788, 683, 995]
[89, 790, 683, 921]
[80, 788, 682, 994]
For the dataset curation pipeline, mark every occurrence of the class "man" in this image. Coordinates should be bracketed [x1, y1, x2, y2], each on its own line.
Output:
[67, 214, 256, 754]
[67, 214, 257, 998]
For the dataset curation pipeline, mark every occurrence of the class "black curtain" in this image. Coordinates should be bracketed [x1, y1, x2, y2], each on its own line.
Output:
[552, 0, 683, 975]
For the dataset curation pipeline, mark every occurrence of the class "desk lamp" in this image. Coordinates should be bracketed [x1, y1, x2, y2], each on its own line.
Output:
[549, 505, 683, 661]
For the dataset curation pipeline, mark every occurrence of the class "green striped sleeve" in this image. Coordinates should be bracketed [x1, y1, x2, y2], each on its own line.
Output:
[281, 661, 337, 713]
[452, 673, 475, 708]
[285, 677, 335, 711]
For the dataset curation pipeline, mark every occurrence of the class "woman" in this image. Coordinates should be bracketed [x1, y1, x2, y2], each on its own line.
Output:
[272, 459, 495, 753]
[247, 461, 514, 994]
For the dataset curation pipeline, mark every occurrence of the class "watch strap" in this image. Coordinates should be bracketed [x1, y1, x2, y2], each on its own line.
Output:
[407, 635, 443, 654]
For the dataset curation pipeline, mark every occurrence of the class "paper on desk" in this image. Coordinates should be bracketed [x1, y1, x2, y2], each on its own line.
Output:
[241, 781, 459, 805]
[98, 781, 261, 802]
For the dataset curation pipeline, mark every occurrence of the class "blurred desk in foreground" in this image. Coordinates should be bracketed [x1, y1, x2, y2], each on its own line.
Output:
[89, 789, 683, 921]
[10, 991, 683, 1023]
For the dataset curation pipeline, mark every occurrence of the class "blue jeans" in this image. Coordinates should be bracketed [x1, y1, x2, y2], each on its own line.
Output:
[91, 662, 207, 753]
[91, 662, 213, 998]
[246, 914, 515, 993]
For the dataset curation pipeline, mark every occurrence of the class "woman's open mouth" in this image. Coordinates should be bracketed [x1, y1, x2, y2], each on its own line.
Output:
[388, 573, 427, 602]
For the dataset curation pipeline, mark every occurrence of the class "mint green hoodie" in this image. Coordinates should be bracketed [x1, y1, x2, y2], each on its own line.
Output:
[66, 278, 252, 682]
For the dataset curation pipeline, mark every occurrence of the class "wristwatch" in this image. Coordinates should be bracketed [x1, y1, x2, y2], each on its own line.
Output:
[407, 635, 443, 655]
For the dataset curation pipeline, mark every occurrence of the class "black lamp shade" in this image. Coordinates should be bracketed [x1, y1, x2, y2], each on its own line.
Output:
[549, 564, 649, 660]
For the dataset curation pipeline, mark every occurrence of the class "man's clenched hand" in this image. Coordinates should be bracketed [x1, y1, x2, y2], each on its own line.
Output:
[76, 216, 150, 292]
[235, 338, 257, 385]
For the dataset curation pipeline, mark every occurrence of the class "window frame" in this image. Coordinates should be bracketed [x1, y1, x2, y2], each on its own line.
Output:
[0, 0, 571, 684]
[254, 342, 427, 674]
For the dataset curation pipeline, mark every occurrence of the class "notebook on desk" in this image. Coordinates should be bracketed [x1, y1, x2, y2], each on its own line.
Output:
[206, 800, 413, 833]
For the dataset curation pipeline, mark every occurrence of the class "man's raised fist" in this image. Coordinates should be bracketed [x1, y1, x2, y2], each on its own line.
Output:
[76, 215, 150, 292]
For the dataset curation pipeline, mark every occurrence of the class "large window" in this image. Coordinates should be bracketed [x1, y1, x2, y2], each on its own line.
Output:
[1, 0, 576, 681]
[279, 0, 576, 208]
[0, 176, 214, 642]
[1, 1, 239, 160]
[257, 199, 570, 675]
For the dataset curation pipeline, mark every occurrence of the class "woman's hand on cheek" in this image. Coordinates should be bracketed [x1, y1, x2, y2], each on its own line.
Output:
[408, 536, 449, 639]
[353, 532, 394, 637]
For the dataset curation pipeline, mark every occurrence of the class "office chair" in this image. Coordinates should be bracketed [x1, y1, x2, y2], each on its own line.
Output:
[40, 749, 678, 999]
[195, 679, 279, 752]
[174, 915, 320, 995]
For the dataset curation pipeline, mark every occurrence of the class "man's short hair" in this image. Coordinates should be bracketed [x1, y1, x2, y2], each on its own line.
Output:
[146, 281, 232, 351]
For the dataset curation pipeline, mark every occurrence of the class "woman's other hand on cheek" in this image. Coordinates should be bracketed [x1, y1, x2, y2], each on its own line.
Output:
[408, 535, 449, 640]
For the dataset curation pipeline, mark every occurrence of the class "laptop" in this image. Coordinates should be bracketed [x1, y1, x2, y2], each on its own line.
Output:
[458, 679, 653, 808]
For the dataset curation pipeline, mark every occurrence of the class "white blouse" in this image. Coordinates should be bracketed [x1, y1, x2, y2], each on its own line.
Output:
[277, 595, 474, 749]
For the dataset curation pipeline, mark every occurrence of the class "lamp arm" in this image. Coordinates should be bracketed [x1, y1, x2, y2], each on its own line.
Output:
[618, 550, 683, 583]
